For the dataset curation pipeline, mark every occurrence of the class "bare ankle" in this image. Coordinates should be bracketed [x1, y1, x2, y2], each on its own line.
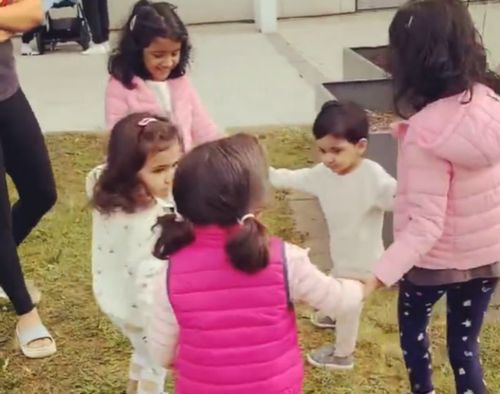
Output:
[126, 379, 138, 394]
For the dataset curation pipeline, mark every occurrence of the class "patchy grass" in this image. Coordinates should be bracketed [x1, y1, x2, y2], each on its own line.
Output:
[0, 130, 499, 394]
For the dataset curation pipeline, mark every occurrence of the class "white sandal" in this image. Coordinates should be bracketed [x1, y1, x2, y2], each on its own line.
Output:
[15, 324, 57, 359]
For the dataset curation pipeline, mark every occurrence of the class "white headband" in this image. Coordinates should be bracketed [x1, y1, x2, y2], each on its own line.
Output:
[238, 213, 255, 225]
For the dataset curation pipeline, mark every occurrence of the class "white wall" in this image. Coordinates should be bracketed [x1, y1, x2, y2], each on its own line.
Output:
[108, 0, 356, 29]
[278, 0, 355, 17]
[109, 0, 254, 28]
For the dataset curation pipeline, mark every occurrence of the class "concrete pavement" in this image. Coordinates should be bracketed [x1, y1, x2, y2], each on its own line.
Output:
[15, 3, 500, 133]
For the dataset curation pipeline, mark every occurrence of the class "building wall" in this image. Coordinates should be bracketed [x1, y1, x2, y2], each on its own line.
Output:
[108, 0, 357, 29]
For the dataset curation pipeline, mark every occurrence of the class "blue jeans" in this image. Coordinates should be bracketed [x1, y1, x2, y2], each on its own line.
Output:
[398, 277, 498, 394]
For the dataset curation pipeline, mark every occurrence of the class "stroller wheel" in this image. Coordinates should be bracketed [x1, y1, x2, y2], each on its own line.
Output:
[79, 19, 91, 50]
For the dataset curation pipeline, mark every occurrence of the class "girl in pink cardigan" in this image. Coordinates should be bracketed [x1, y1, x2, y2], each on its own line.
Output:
[146, 134, 364, 394]
[106, 0, 221, 150]
[365, 1, 500, 393]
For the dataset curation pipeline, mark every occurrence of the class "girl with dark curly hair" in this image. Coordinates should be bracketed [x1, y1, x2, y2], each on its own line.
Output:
[86, 113, 183, 394]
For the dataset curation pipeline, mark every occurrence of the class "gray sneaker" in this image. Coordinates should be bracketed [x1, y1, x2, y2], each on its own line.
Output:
[310, 312, 336, 329]
[307, 344, 354, 370]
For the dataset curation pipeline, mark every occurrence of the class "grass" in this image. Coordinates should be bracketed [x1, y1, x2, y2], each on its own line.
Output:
[0, 129, 499, 393]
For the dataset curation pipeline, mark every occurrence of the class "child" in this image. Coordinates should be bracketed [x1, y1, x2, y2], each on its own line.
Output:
[364, 1, 500, 393]
[86, 113, 183, 394]
[106, 0, 221, 150]
[146, 134, 364, 394]
[270, 100, 396, 369]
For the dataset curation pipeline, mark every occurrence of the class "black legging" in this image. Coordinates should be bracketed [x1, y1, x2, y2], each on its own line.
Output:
[22, 27, 38, 44]
[82, 0, 109, 45]
[0, 89, 57, 316]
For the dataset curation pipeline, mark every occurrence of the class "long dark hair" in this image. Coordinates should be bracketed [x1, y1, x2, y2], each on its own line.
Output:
[153, 134, 270, 274]
[389, 0, 500, 117]
[108, 0, 191, 89]
[91, 113, 182, 214]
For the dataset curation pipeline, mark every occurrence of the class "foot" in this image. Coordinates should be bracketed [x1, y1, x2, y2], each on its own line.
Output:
[82, 42, 109, 55]
[126, 379, 138, 394]
[20, 43, 39, 56]
[310, 311, 336, 329]
[16, 308, 56, 357]
[307, 344, 354, 370]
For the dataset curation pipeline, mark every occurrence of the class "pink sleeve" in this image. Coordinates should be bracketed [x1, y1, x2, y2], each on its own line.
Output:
[374, 140, 451, 287]
[285, 243, 363, 318]
[185, 77, 222, 145]
[105, 78, 130, 132]
[146, 265, 179, 368]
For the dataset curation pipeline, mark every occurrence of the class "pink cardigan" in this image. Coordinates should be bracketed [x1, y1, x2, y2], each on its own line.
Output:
[375, 84, 500, 286]
[147, 243, 364, 368]
[105, 75, 221, 151]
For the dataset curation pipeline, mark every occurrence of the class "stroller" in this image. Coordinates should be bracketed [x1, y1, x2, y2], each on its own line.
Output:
[34, 0, 91, 54]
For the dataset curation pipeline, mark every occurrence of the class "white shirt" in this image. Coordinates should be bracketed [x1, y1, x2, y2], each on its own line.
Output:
[145, 80, 172, 116]
[270, 159, 396, 279]
[86, 165, 174, 327]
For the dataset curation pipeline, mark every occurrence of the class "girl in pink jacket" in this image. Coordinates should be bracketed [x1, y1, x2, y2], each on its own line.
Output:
[147, 134, 364, 394]
[365, 1, 500, 394]
[106, 0, 221, 150]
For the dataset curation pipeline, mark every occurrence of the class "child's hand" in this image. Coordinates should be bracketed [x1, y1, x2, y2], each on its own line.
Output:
[0, 29, 14, 43]
[363, 275, 383, 299]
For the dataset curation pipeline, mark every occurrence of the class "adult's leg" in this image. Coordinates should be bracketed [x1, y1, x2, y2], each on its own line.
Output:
[1, 90, 57, 245]
[98, 0, 109, 43]
[398, 279, 445, 394]
[446, 278, 498, 394]
[21, 27, 37, 44]
[82, 0, 104, 44]
[0, 139, 32, 316]
[0, 90, 56, 355]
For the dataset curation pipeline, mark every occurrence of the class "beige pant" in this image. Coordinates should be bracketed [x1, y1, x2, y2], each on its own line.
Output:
[319, 270, 365, 357]
[317, 297, 363, 357]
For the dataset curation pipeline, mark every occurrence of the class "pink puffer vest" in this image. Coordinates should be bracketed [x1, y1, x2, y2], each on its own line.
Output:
[168, 226, 303, 394]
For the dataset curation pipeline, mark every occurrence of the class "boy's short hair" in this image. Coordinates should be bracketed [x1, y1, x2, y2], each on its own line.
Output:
[313, 100, 369, 144]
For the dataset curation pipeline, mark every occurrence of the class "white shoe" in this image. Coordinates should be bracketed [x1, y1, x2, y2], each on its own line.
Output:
[82, 42, 109, 55]
[20, 43, 39, 56]
[0, 286, 7, 300]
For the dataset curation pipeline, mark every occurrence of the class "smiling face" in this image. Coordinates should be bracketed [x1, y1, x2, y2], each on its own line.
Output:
[138, 141, 183, 199]
[143, 37, 182, 81]
[316, 134, 367, 175]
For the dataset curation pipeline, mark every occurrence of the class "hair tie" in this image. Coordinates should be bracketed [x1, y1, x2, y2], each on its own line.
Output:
[138, 117, 158, 127]
[406, 15, 414, 28]
[129, 15, 137, 31]
[238, 213, 255, 225]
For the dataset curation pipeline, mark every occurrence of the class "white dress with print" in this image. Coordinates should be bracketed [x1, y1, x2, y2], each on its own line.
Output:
[86, 165, 174, 328]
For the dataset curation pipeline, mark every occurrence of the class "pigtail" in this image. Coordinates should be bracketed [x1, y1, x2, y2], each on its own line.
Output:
[225, 216, 269, 274]
[153, 213, 195, 259]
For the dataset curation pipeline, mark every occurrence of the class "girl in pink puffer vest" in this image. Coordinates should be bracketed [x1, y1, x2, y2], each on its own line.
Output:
[365, 1, 500, 394]
[147, 134, 364, 394]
